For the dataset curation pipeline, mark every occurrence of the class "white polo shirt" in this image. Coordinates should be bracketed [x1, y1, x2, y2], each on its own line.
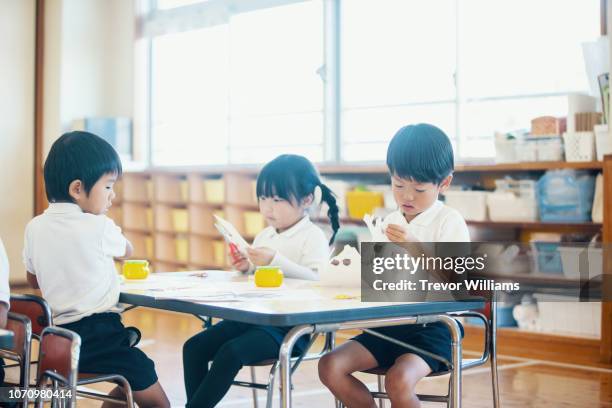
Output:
[22, 203, 127, 324]
[0, 238, 10, 306]
[250, 216, 329, 280]
[382, 200, 470, 242]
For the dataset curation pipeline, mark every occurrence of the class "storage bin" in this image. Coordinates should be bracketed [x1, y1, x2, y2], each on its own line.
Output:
[537, 137, 564, 161]
[558, 245, 602, 280]
[179, 180, 189, 202]
[537, 170, 595, 222]
[203, 179, 225, 204]
[145, 208, 154, 230]
[594, 124, 611, 161]
[443, 191, 489, 221]
[534, 294, 601, 337]
[346, 191, 385, 219]
[516, 139, 538, 162]
[212, 240, 226, 266]
[175, 236, 189, 263]
[530, 241, 563, 274]
[243, 211, 265, 237]
[171, 209, 189, 232]
[494, 134, 518, 163]
[563, 132, 596, 162]
[487, 192, 537, 222]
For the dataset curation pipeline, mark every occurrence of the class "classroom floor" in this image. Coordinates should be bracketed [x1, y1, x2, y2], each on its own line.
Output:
[10, 308, 612, 407]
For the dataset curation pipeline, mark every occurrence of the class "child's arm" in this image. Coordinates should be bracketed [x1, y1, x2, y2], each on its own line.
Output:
[247, 247, 320, 280]
[114, 240, 134, 261]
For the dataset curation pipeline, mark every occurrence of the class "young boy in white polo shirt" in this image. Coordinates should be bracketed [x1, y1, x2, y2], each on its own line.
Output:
[319, 123, 468, 408]
[23, 131, 170, 408]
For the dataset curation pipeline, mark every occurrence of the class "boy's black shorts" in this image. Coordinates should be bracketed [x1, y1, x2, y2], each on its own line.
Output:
[59, 312, 158, 391]
[352, 321, 464, 373]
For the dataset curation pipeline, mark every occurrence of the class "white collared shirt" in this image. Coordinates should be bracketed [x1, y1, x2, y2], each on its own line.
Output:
[22, 203, 127, 324]
[0, 238, 10, 305]
[251, 216, 329, 280]
[382, 200, 470, 242]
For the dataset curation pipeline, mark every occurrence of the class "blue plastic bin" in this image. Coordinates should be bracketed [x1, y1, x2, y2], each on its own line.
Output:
[536, 170, 595, 222]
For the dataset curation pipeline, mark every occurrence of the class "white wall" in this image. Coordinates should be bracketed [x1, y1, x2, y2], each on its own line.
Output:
[0, 0, 35, 282]
[43, 0, 135, 155]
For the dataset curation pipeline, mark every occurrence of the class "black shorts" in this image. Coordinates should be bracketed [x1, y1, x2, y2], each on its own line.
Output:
[59, 313, 158, 391]
[352, 322, 464, 373]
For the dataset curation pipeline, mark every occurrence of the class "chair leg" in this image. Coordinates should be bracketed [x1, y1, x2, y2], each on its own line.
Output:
[376, 375, 386, 408]
[265, 361, 279, 408]
[250, 366, 259, 408]
[490, 353, 500, 408]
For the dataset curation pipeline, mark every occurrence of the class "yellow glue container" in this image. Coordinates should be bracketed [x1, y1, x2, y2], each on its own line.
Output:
[123, 260, 150, 280]
[254, 266, 283, 287]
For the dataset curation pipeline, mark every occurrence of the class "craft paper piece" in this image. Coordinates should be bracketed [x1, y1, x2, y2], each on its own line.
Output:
[214, 214, 251, 254]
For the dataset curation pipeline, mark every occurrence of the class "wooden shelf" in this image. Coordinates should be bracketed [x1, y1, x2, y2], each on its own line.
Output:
[466, 220, 602, 232]
[123, 227, 153, 234]
[454, 161, 603, 172]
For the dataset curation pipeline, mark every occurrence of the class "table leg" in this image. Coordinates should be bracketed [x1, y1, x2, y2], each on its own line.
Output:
[279, 325, 314, 408]
[436, 315, 462, 408]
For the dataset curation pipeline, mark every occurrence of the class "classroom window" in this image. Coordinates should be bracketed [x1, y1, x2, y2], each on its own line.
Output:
[147, 0, 323, 166]
[142, 0, 600, 165]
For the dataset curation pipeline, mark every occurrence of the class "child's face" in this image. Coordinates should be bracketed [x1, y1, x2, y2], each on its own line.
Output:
[69, 172, 118, 215]
[391, 174, 452, 221]
[258, 195, 311, 232]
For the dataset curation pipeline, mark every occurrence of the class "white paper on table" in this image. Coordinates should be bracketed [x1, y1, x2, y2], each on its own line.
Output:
[152, 287, 323, 302]
[214, 215, 251, 253]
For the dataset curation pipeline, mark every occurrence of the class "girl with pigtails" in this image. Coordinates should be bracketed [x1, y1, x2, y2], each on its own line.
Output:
[183, 154, 340, 408]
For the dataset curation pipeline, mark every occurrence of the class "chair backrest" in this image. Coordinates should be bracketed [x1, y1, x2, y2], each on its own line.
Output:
[2, 312, 32, 389]
[10, 294, 53, 338]
[37, 326, 80, 387]
[4, 312, 31, 359]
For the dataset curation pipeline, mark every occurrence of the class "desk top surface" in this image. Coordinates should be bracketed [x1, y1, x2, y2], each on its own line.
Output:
[119, 271, 484, 326]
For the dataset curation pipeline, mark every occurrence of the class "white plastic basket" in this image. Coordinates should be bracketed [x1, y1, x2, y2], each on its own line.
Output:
[534, 294, 601, 337]
[444, 191, 489, 221]
[557, 246, 602, 280]
[594, 124, 611, 161]
[563, 131, 596, 162]
[537, 137, 564, 161]
[487, 192, 537, 222]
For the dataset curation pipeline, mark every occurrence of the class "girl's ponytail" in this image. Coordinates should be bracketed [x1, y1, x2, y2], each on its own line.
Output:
[319, 183, 339, 245]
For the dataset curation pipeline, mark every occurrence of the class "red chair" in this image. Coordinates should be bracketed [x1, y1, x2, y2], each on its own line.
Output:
[35, 326, 80, 408]
[10, 294, 135, 407]
[0, 312, 33, 405]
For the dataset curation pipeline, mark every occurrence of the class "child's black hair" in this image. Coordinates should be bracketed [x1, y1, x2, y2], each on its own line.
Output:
[386, 123, 454, 184]
[44, 131, 122, 203]
[256, 154, 339, 244]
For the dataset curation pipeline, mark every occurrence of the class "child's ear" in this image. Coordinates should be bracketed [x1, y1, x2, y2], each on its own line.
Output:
[68, 179, 83, 201]
[301, 194, 314, 207]
[438, 175, 453, 193]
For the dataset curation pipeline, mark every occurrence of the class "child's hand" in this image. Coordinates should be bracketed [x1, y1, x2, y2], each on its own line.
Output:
[230, 254, 251, 273]
[385, 224, 419, 243]
[246, 247, 276, 266]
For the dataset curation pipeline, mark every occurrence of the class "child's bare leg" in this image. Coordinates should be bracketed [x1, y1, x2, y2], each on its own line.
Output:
[101, 382, 170, 408]
[318, 340, 379, 408]
[133, 381, 170, 408]
[384, 354, 431, 408]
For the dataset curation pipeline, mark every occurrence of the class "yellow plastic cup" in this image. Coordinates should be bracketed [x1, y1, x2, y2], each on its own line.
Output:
[254, 266, 283, 287]
[123, 260, 150, 280]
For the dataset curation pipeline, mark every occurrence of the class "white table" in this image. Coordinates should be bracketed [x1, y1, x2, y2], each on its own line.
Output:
[120, 271, 484, 407]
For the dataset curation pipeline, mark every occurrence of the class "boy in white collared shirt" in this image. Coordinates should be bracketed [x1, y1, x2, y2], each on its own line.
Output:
[319, 124, 469, 408]
[23, 131, 169, 408]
